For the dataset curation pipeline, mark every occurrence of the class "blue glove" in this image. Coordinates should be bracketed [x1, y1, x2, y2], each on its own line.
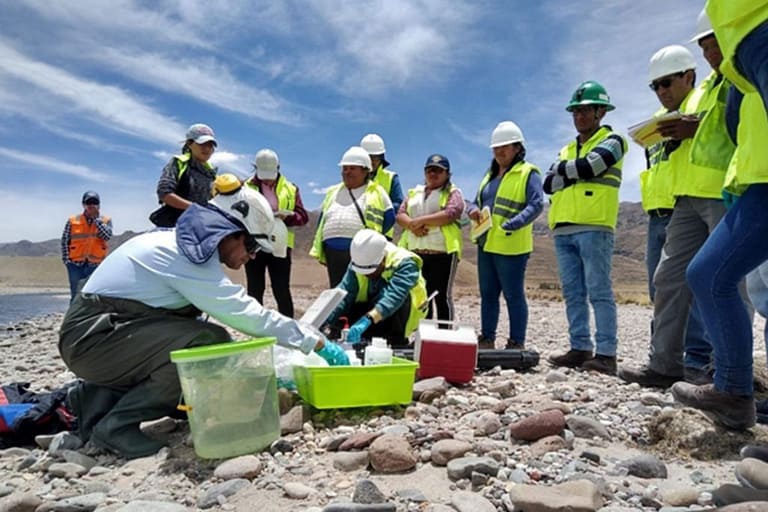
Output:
[316, 340, 350, 366]
[346, 316, 372, 344]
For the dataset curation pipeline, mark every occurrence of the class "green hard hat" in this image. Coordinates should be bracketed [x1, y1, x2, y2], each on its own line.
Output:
[566, 81, 615, 112]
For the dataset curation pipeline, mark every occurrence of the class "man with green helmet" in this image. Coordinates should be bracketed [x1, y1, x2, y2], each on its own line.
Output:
[545, 80, 628, 376]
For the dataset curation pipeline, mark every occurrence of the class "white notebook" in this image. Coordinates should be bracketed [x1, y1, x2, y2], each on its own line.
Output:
[299, 288, 348, 328]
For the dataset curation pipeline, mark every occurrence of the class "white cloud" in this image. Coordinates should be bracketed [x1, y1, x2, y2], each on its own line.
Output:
[0, 39, 184, 146]
[0, 147, 109, 181]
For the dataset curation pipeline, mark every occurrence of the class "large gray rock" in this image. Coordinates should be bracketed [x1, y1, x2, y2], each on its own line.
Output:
[333, 451, 370, 472]
[48, 462, 88, 479]
[0, 492, 42, 512]
[508, 480, 603, 511]
[352, 479, 387, 504]
[619, 454, 668, 479]
[368, 435, 416, 473]
[430, 439, 472, 466]
[450, 491, 497, 512]
[446, 456, 500, 481]
[566, 415, 611, 440]
[213, 455, 263, 480]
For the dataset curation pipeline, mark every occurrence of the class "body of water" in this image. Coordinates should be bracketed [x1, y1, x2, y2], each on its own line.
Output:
[0, 293, 70, 326]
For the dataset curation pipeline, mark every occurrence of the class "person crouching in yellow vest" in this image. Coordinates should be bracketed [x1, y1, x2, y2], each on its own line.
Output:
[323, 229, 428, 347]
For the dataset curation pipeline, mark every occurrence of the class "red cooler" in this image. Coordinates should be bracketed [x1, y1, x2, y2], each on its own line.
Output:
[413, 320, 478, 383]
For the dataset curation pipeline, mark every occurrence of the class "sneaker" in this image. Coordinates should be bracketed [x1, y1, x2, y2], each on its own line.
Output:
[683, 365, 714, 385]
[548, 349, 593, 368]
[671, 382, 756, 430]
[505, 339, 524, 350]
[735, 458, 768, 490]
[581, 355, 617, 375]
[477, 335, 495, 350]
[741, 445, 768, 463]
[617, 365, 680, 388]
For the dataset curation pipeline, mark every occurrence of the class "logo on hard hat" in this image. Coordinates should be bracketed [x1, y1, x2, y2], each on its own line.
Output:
[231, 200, 250, 219]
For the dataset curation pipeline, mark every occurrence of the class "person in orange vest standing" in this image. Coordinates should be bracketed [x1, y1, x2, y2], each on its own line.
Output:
[61, 191, 112, 300]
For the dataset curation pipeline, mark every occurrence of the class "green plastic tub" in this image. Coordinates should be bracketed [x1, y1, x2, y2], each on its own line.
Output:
[171, 338, 279, 459]
[293, 356, 419, 409]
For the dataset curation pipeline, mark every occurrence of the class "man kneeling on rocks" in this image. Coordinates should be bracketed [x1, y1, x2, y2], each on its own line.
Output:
[324, 229, 428, 347]
[59, 178, 348, 459]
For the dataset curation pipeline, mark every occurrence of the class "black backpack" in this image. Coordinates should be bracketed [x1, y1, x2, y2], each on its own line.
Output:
[0, 382, 75, 448]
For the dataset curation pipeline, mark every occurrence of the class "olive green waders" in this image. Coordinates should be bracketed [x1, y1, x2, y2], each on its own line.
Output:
[59, 293, 231, 458]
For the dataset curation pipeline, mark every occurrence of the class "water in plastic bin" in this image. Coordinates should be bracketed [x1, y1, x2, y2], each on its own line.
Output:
[178, 367, 279, 458]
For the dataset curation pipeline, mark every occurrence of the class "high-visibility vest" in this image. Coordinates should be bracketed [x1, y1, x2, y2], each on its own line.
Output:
[640, 108, 676, 211]
[310, 181, 389, 264]
[669, 72, 733, 199]
[399, 185, 463, 257]
[372, 164, 396, 238]
[246, 175, 299, 248]
[171, 152, 216, 199]
[477, 161, 540, 255]
[706, 0, 768, 94]
[548, 126, 626, 230]
[354, 245, 428, 336]
[68, 215, 109, 264]
[724, 92, 768, 194]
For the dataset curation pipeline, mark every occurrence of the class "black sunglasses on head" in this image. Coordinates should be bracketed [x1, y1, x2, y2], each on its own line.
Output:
[649, 72, 685, 91]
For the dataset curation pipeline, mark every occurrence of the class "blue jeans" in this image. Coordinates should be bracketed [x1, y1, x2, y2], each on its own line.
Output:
[687, 184, 768, 396]
[66, 262, 98, 300]
[747, 262, 768, 366]
[477, 248, 529, 344]
[735, 20, 768, 117]
[554, 231, 617, 357]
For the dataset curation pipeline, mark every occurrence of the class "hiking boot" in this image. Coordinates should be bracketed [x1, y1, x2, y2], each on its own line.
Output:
[683, 365, 714, 385]
[477, 335, 495, 350]
[617, 365, 680, 388]
[741, 445, 768, 463]
[671, 382, 756, 430]
[548, 349, 593, 368]
[736, 458, 768, 490]
[712, 483, 768, 506]
[581, 354, 617, 375]
[505, 339, 524, 350]
[66, 381, 124, 443]
[90, 423, 166, 460]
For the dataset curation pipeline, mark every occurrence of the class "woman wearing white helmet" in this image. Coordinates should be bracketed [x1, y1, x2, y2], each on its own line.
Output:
[243, 149, 308, 318]
[397, 154, 465, 324]
[60, 177, 348, 459]
[466, 121, 544, 351]
[150, 123, 219, 227]
[310, 146, 395, 287]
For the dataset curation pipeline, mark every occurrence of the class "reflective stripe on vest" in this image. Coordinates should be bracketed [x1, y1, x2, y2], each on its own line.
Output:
[309, 181, 388, 264]
[354, 245, 428, 337]
[399, 185, 463, 256]
[477, 161, 539, 255]
[246, 175, 299, 248]
[68, 215, 109, 264]
[670, 73, 732, 199]
[548, 126, 625, 230]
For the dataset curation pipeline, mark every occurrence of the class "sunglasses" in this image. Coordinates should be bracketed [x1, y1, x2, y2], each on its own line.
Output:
[84, 200, 100, 206]
[425, 167, 447, 174]
[649, 72, 684, 92]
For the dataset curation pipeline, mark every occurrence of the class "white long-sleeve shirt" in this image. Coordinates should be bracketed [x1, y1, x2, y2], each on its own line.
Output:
[83, 230, 319, 354]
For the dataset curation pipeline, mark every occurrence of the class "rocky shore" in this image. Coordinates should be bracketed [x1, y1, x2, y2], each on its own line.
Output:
[1, 295, 768, 512]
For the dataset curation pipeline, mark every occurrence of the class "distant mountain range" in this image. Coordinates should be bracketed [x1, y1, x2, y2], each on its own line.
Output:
[0, 202, 650, 285]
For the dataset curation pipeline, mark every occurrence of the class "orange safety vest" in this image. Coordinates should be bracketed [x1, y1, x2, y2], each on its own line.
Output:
[68, 214, 109, 264]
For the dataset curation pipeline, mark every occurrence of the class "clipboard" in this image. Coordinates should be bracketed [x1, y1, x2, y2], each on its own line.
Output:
[627, 111, 683, 148]
[470, 206, 492, 242]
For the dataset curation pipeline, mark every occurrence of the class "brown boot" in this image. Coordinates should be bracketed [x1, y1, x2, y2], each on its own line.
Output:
[617, 365, 680, 388]
[581, 355, 617, 375]
[671, 382, 756, 430]
[477, 335, 495, 350]
[548, 349, 593, 368]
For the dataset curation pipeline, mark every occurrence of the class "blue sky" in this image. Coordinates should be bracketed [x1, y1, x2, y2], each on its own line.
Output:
[0, 0, 706, 243]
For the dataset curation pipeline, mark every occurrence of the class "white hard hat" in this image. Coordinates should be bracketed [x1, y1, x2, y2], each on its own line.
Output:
[338, 146, 372, 170]
[489, 121, 525, 148]
[648, 45, 696, 83]
[270, 218, 288, 258]
[360, 133, 386, 155]
[254, 149, 279, 176]
[210, 183, 276, 253]
[350, 229, 387, 275]
[689, 8, 714, 43]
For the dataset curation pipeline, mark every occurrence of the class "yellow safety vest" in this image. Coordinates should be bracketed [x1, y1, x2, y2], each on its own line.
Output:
[640, 108, 677, 212]
[355, 245, 428, 337]
[706, 0, 768, 94]
[372, 164, 396, 238]
[724, 92, 768, 194]
[310, 181, 389, 264]
[548, 126, 625, 230]
[398, 185, 463, 257]
[670, 72, 733, 199]
[246, 175, 299, 248]
[476, 161, 539, 255]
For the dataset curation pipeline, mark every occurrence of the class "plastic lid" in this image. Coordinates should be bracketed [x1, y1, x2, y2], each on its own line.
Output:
[170, 338, 276, 362]
[371, 337, 388, 348]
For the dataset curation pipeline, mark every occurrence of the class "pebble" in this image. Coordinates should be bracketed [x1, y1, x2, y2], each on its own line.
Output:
[353, 479, 387, 504]
[284, 481, 315, 499]
[619, 454, 668, 479]
[213, 455, 263, 480]
[446, 456, 500, 481]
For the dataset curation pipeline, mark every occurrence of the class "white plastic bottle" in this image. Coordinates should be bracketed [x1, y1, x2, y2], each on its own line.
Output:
[364, 337, 393, 366]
